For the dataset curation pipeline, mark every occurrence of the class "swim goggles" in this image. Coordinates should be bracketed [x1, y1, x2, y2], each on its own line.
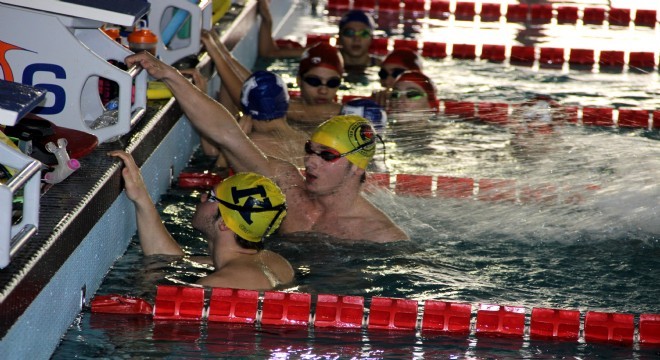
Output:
[389, 89, 427, 100]
[302, 76, 342, 88]
[340, 28, 372, 39]
[304, 139, 375, 162]
[208, 189, 287, 240]
[378, 67, 406, 80]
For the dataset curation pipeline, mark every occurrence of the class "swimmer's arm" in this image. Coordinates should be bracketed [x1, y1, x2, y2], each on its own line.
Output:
[287, 100, 342, 124]
[108, 151, 185, 256]
[201, 29, 249, 106]
[257, 0, 305, 58]
[125, 52, 275, 177]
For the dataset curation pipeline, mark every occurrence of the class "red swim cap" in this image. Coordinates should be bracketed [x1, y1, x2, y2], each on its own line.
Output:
[298, 42, 344, 76]
[393, 71, 439, 110]
[381, 49, 423, 71]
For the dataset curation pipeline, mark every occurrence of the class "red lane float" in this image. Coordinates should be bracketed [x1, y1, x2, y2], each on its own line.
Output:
[429, 0, 450, 20]
[557, 6, 579, 24]
[177, 170, 224, 189]
[629, 52, 656, 69]
[90, 294, 154, 315]
[608, 8, 631, 26]
[584, 311, 635, 344]
[90, 285, 660, 348]
[531, 4, 553, 24]
[476, 304, 526, 337]
[421, 300, 471, 333]
[640, 314, 660, 345]
[403, 0, 425, 14]
[481, 44, 506, 62]
[506, 4, 528, 23]
[451, 44, 476, 59]
[208, 287, 259, 323]
[480, 3, 501, 22]
[635, 10, 657, 28]
[314, 294, 365, 328]
[368, 297, 418, 330]
[454, 2, 475, 21]
[153, 285, 205, 320]
[569, 48, 595, 66]
[261, 291, 311, 326]
[530, 307, 581, 341]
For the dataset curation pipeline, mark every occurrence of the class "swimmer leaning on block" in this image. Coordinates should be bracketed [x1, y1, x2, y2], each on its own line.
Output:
[125, 52, 408, 242]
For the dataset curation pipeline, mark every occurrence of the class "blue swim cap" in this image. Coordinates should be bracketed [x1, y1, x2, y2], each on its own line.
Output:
[338, 10, 376, 31]
[341, 98, 387, 133]
[240, 71, 289, 121]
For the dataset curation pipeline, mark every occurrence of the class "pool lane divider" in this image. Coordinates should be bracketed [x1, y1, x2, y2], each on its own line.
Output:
[90, 284, 660, 346]
[304, 33, 659, 72]
[326, 0, 658, 28]
[340, 94, 657, 130]
[177, 170, 600, 205]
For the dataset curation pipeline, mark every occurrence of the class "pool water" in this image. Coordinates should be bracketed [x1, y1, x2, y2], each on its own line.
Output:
[52, 1, 660, 358]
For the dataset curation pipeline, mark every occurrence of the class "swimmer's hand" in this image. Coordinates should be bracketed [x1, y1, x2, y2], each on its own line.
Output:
[108, 150, 184, 256]
[257, 0, 273, 25]
[125, 51, 179, 83]
[237, 114, 254, 135]
[180, 68, 207, 91]
[372, 89, 390, 108]
[107, 150, 150, 205]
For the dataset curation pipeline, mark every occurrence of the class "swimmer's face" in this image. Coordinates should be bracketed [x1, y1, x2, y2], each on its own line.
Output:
[338, 22, 372, 59]
[388, 81, 432, 113]
[378, 64, 407, 88]
[192, 192, 221, 237]
[303, 141, 358, 195]
[298, 67, 342, 105]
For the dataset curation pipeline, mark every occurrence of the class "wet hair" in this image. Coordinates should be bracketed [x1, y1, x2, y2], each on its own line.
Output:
[338, 10, 376, 31]
[215, 208, 265, 250]
[236, 234, 264, 251]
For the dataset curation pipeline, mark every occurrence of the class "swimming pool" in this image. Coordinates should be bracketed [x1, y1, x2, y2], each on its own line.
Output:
[53, 0, 659, 358]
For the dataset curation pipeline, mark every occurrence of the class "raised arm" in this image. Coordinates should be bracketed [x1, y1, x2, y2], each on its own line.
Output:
[200, 29, 250, 106]
[108, 150, 184, 256]
[257, 0, 306, 58]
[124, 52, 273, 176]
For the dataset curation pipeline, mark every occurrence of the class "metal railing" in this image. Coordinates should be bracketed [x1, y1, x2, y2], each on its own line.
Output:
[0, 142, 42, 268]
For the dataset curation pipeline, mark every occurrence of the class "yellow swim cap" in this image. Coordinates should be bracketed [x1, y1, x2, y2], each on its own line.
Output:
[310, 115, 377, 169]
[213, 173, 287, 242]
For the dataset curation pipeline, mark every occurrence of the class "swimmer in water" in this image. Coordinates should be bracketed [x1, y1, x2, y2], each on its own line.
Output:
[124, 52, 409, 242]
[288, 42, 345, 130]
[109, 150, 294, 290]
[372, 48, 424, 107]
[200, 29, 344, 131]
[190, 69, 308, 168]
[257, 0, 379, 71]
[388, 70, 439, 114]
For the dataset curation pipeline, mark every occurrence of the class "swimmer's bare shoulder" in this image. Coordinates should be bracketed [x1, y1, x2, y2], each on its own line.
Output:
[356, 198, 410, 242]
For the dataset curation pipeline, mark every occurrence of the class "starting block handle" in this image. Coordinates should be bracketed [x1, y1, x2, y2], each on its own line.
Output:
[148, 0, 213, 65]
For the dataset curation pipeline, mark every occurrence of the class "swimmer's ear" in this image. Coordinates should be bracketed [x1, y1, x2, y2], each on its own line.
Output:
[217, 218, 230, 232]
[351, 163, 365, 176]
